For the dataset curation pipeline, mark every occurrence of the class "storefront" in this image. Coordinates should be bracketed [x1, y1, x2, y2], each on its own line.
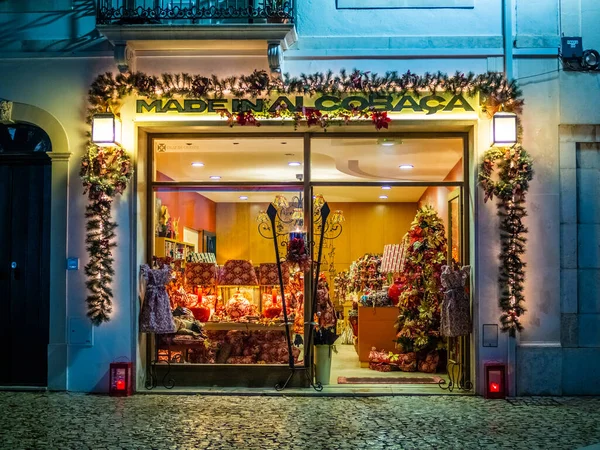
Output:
[81, 81, 491, 392]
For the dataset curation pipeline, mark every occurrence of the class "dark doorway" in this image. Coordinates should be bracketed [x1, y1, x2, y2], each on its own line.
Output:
[0, 123, 51, 386]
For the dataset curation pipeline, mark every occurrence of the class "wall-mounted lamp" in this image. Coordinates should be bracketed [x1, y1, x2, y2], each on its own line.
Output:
[92, 113, 122, 146]
[492, 111, 517, 146]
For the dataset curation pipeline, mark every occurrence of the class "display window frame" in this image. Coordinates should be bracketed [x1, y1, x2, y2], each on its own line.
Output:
[144, 129, 473, 389]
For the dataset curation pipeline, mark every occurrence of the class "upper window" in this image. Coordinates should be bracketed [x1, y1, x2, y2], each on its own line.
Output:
[0, 123, 51, 153]
[336, 0, 474, 8]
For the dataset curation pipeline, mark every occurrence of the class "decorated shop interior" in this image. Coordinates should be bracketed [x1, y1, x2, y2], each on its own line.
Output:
[81, 70, 532, 392]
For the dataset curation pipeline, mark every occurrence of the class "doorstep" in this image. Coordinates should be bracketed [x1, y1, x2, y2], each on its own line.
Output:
[137, 384, 473, 397]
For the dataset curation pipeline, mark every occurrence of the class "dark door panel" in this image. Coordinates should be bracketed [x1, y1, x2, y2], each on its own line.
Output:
[0, 161, 50, 386]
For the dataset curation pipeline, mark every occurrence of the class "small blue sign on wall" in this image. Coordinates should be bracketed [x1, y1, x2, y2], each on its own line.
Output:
[67, 257, 79, 270]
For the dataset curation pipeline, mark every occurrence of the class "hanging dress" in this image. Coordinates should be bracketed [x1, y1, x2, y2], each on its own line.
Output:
[440, 265, 471, 337]
[139, 264, 176, 334]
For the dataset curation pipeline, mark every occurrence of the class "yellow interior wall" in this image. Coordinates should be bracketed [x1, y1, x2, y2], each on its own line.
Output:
[216, 202, 418, 271]
[327, 202, 417, 275]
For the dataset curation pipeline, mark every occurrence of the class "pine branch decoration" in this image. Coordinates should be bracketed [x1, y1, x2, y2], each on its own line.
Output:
[80, 144, 133, 325]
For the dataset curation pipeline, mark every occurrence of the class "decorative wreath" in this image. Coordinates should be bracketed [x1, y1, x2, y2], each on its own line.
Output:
[80, 143, 133, 325]
[479, 144, 533, 203]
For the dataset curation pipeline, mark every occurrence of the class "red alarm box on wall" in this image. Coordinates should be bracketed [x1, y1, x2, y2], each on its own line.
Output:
[484, 362, 507, 399]
[109, 361, 132, 397]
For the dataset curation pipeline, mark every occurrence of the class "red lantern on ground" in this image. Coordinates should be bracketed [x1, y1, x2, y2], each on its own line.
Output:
[109, 361, 132, 397]
[484, 362, 507, 399]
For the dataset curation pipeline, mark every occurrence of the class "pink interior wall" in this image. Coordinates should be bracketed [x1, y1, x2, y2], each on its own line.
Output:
[417, 159, 463, 231]
[155, 172, 217, 240]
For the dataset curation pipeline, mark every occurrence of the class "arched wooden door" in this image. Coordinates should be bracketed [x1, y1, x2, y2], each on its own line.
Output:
[0, 122, 51, 386]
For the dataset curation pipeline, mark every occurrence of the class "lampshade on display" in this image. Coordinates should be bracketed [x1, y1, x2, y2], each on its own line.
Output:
[92, 113, 122, 146]
[492, 112, 517, 146]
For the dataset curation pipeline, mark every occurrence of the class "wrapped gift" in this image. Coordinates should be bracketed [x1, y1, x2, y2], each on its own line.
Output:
[368, 347, 391, 364]
[418, 350, 440, 373]
[219, 260, 259, 286]
[185, 262, 218, 288]
[397, 352, 417, 372]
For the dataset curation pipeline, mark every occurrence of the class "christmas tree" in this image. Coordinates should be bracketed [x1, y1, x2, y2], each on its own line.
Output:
[396, 205, 447, 353]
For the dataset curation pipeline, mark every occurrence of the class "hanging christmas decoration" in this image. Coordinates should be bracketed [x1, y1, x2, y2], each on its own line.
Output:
[478, 144, 533, 335]
[88, 69, 523, 131]
[80, 143, 132, 325]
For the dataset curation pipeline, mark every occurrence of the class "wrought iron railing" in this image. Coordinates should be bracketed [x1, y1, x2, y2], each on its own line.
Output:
[96, 0, 294, 25]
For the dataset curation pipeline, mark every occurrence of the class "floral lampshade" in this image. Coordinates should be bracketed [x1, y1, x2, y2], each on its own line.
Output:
[256, 210, 269, 224]
[330, 210, 345, 224]
[291, 207, 303, 220]
[313, 194, 325, 212]
[273, 195, 288, 208]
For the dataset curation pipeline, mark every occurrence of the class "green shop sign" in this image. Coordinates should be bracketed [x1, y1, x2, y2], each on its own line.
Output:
[136, 93, 476, 116]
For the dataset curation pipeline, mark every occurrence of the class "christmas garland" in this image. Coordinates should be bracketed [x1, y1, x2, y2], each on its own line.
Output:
[80, 144, 132, 325]
[87, 69, 523, 130]
[478, 144, 533, 335]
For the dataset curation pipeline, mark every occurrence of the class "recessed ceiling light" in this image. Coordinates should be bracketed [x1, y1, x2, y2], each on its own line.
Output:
[281, 142, 287, 145]
[239, 196, 248, 200]
[233, 142, 240, 145]
[186, 142, 193, 146]
[191, 162, 204, 167]
[288, 161, 302, 166]
[210, 176, 221, 180]
[284, 153, 294, 156]
[377, 138, 398, 147]
[399, 164, 414, 169]
[379, 195, 388, 199]
[381, 186, 391, 190]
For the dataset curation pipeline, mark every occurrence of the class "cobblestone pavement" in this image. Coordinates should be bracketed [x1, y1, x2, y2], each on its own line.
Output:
[1, 392, 599, 450]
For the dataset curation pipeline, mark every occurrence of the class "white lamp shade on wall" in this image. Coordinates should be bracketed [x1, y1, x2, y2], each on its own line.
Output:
[92, 113, 122, 146]
[492, 112, 518, 146]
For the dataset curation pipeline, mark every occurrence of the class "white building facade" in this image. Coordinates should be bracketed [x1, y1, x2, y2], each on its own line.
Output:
[0, 0, 598, 395]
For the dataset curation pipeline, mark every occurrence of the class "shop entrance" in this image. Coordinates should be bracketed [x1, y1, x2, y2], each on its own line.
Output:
[145, 131, 471, 391]
[0, 123, 51, 387]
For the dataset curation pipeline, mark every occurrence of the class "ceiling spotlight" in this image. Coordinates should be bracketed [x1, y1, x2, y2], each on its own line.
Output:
[379, 195, 388, 199]
[381, 186, 391, 190]
[281, 142, 287, 145]
[209, 176, 221, 180]
[191, 162, 204, 167]
[399, 164, 414, 169]
[239, 196, 248, 200]
[288, 161, 301, 166]
[186, 142, 193, 146]
[377, 138, 400, 147]
[233, 142, 240, 145]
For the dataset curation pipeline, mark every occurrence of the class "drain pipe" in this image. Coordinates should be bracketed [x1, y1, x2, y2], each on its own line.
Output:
[503, 0, 517, 397]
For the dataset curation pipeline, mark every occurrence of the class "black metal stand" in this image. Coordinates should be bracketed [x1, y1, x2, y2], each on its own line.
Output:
[438, 336, 472, 392]
[269, 203, 331, 392]
[145, 359, 175, 390]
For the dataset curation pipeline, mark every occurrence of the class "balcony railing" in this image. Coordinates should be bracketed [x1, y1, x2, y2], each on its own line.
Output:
[96, 0, 294, 25]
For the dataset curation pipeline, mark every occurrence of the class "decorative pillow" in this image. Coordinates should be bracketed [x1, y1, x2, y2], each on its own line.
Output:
[219, 259, 259, 286]
[185, 262, 218, 287]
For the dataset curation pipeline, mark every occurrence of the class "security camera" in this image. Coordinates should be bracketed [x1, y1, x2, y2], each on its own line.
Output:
[296, 174, 303, 181]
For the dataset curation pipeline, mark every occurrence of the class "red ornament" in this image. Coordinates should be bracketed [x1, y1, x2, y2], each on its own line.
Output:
[371, 110, 392, 130]
[387, 278, 403, 306]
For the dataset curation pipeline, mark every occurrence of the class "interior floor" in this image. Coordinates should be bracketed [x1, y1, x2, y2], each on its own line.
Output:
[330, 340, 450, 386]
